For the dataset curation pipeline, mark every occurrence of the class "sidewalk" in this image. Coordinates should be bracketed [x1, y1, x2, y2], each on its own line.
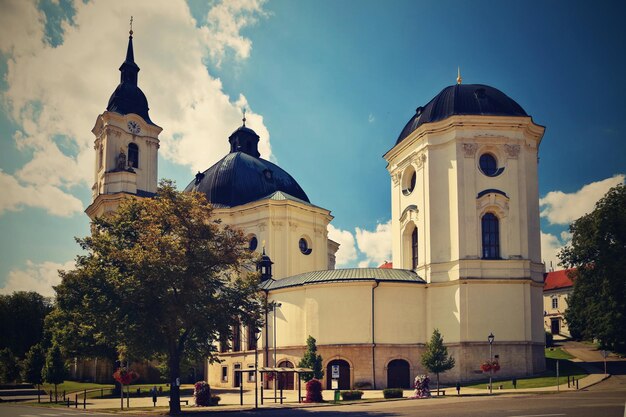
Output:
[40, 370, 609, 413]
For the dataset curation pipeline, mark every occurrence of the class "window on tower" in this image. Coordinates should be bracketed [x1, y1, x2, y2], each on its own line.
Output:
[481, 212, 500, 259]
[411, 227, 418, 269]
[128, 143, 139, 168]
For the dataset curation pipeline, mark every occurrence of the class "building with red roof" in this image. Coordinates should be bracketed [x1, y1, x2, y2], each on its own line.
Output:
[543, 269, 575, 336]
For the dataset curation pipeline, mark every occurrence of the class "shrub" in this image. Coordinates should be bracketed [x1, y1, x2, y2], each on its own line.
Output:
[340, 390, 363, 400]
[305, 378, 323, 403]
[193, 381, 211, 406]
[353, 380, 372, 389]
[383, 388, 403, 398]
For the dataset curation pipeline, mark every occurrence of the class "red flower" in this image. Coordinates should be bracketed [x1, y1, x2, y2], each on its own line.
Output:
[113, 368, 139, 385]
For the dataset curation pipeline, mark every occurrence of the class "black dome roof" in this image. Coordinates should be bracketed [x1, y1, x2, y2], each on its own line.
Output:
[184, 151, 310, 208]
[107, 83, 153, 125]
[396, 84, 527, 144]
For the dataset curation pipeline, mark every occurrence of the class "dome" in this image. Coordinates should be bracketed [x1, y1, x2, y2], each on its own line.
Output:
[184, 151, 310, 208]
[396, 84, 527, 144]
[107, 82, 154, 125]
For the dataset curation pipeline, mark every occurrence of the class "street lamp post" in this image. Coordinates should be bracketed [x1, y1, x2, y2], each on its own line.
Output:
[254, 328, 262, 410]
[488, 332, 495, 395]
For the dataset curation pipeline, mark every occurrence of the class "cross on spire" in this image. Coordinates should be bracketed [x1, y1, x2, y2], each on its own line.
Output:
[242, 107, 247, 126]
[457, 66, 462, 84]
[129, 16, 133, 36]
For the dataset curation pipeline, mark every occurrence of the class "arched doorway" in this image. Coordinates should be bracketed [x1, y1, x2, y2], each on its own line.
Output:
[277, 360, 294, 390]
[326, 359, 350, 390]
[387, 359, 410, 388]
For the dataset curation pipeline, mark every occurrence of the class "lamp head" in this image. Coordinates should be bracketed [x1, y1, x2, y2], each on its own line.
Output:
[488, 332, 495, 344]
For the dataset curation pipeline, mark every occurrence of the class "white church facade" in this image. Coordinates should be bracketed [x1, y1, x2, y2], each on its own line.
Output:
[88, 33, 546, 390]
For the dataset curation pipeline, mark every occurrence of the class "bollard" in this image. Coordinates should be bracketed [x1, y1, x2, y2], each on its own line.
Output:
[576, 378, 579, 389]
[75, 394, 78, 408]
[84, 389, 87, 409]
[101, 388, 103, 398]
[280, 388, 283, 404]
[260, 386, 264, 405]
[66, 397, 70, 407]
[567, 375, 570, 388]
[63, 390, 66, 401]
[49, 391, 52, 403]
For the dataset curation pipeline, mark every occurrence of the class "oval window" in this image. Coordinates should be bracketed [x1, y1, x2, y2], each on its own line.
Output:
[402, 166, 416, 196]
[479, 153, 502, 177]
[299, 238, 312, 255]
[249, 236, 258, 251]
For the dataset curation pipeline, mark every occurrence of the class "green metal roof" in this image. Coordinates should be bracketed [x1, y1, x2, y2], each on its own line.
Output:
[261, 268, 425, 291]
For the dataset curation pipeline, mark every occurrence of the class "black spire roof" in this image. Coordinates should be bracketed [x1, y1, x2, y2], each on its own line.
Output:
[106, 31, 155, 125]
[184, 124, 310, 208]
[396, 84, 527, 144]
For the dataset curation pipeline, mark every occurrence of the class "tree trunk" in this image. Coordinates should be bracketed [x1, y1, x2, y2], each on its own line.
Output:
[436, 373, 439, 396]
[54, 384, 58, 403]
[168, 350, 181, 415]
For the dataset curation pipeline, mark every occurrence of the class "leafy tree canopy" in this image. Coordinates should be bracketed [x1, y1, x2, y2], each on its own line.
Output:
[0, 291, 52, 358]
[0, 348, 20, 384]
[22, 343, 46, 385]
[298, 335, 323, 381]
[48, 180, 264, 414]
[421, 329, 455, 392]
[561, 184, 626, 353]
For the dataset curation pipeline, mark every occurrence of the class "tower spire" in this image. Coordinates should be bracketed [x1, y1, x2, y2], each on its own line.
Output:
[242, 108, 247, 127]
[120, 17, 139, 85]
[457, 67, 462, 85]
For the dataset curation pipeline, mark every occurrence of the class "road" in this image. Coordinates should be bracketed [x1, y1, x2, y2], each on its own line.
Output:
[0, 404, 114, 417]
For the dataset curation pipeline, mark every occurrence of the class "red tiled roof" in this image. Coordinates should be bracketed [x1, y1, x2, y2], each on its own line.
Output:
[379, 261, 393, 269]
[544, 269, 575, 291]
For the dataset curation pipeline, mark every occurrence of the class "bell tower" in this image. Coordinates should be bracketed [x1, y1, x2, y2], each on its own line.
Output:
[86, 23, 162, 220]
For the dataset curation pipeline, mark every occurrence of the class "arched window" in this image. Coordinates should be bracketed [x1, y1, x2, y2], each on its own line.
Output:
[481, 212, 500, 259]
[128, 143, 139, 168]
[411, 227, 418, 269]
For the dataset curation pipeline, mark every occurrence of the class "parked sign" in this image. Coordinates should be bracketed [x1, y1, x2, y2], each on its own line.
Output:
[331, 365, 340, 379]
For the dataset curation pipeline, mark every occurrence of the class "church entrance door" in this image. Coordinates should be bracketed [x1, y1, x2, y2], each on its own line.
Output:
[551, 318, 560, 334]
[326, 359, 350, 390]
[277, 360, 295, 390]
[387, 359, 410, 388]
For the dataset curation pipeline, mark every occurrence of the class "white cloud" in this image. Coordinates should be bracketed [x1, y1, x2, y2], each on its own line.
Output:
[541, 231, 570, 271]
[368, 113, 375, 123]
[327, 224, 357, 267]
[202, 0, 268, 66]
[1, 260, 75, 298]
[540, 174, 625, 225]
[355, 220, 392, 267]
[0, 169, 83, 216]
[0, 0, 271, 217]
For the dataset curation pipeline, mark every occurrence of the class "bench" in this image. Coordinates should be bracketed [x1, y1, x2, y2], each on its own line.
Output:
[168, 399, 189, 406]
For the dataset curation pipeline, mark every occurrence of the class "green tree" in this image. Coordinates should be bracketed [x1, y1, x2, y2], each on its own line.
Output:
[297, 335, 323, 381]
[0, 291, 52, 358]
[0, 348, 20, 383]
[50, 180, 263, 414]
[42, 344, 66, 401]
[561, 183, 626, 353]
[21, 343, 45, 385]
[420, 329, 455, 394]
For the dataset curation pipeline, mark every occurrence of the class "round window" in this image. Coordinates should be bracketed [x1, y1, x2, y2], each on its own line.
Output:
[402, 166, 416, 196]
[299, 238, 312, 255]
[249, 236, 258, 251]
[479, 153, 501, 177]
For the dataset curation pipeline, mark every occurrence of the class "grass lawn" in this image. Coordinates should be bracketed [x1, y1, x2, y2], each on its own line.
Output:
[463, 349, 587, 390]
[545, 347, 575, 360]
[41, 381, 114, 394]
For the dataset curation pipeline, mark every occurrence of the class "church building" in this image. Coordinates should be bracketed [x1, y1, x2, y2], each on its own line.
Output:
[87, 32, 546, 389]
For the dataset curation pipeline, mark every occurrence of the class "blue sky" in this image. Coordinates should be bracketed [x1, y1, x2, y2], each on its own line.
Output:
[1, 0, 625, 296]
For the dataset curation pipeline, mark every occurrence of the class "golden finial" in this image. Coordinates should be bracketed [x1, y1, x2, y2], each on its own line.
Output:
[242, 107, 247, 126]
[129, 16, 133, 36]
[456, 67, 462, 84]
